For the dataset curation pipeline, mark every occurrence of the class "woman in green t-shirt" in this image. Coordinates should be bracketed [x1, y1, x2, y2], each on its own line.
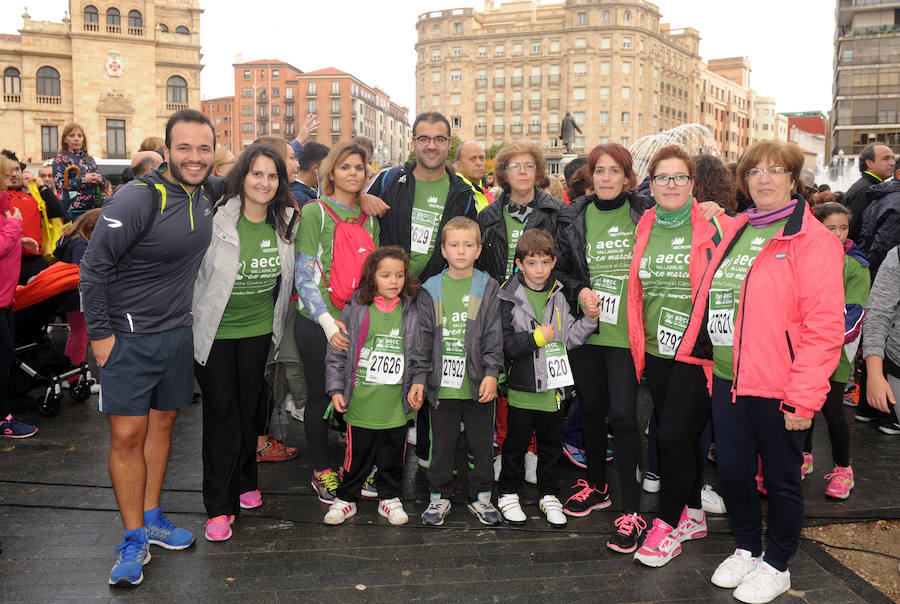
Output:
[192, 143, 299, 542]
[293, 142, 380, 505]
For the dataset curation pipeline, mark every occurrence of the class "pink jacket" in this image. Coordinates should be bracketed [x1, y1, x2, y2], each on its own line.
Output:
[0, 193, 24, 308]
[676, 199, 844, 418]
[627, 202, 729, 380]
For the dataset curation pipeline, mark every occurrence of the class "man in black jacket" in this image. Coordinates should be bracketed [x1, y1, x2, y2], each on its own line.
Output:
[845, 143, 895, 241]
[859, 157, 900, 276]
[364, 112, 476, 283]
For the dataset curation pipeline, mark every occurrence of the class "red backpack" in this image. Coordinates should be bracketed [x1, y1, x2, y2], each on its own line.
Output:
[315, 200, 375, 310]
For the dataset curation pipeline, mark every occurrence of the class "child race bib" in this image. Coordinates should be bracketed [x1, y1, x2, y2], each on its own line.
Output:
[657, 307, 690, 357]
[364, 335, 404, 385]
[593, 275, 624, 325]
[708, 289, 735, 347]
[440, 337, 467, 389]
[410, 208, 439, 254]
[545, 340, 574, 389]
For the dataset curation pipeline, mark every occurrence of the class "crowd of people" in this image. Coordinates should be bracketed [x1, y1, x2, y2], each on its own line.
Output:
[1, 109, 898, 604]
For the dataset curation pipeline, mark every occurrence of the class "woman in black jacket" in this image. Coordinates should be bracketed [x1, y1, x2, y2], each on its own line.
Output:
[477, 141, 565, 284]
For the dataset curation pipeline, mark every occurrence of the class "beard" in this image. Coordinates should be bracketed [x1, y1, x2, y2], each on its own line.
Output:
[169, 159, 212, 187]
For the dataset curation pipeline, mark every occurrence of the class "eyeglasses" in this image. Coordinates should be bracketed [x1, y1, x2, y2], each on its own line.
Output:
[745, 166, 789, 179]
[507, 162, 537, 173]
[414, 135, 449, 145]
[652, 174, 692, 187]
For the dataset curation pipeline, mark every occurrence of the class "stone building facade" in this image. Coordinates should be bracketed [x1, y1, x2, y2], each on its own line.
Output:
[414, 0, 759, 172]
[752, 96, 788, 145]
[0, 0, 203, 164]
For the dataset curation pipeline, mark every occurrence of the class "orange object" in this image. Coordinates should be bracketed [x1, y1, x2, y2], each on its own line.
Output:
[13, 261, 80, 310]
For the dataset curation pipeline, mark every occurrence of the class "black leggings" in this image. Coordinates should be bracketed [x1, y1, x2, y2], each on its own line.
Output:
[569, 344, 641, 512]
[0, 306, 13, 417]
[803, 380, 850, 468]
[293, 311, 332, 472]
[644, 355, 711, 528]
[195, 333, 271, 517]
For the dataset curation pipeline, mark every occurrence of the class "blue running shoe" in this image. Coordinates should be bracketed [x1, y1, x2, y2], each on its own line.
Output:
[0, 414, 37, 439]
[563, 442, 587, 469]
[109, 528, 150, 587]
[606, 448, 615, 463]
[144, 508, 195, 550]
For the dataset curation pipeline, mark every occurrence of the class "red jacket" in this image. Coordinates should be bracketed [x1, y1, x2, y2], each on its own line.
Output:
[627, 202, 729, 380]
[675, 199, 844, 419]
[7, 190, 42, 255]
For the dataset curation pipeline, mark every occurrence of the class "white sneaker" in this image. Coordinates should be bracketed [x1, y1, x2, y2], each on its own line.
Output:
[701, 484, 727, 515]
[733, 562, 791, 603]
[711, 548, 762, 588]
[642, 471, 660, 493]
[524, 451, 538, 485]
[323, 498, 357, 525]
[498, 493, 526, 525]
[378, 497, 408, 525]
[493, 454, 502, 482]
[539, 495, 567, 528]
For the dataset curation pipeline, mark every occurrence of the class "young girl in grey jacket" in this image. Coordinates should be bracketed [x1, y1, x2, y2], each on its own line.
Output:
[323, 246, 422, 526]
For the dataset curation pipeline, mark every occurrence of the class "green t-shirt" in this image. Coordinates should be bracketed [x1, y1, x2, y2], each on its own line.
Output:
[216, 216, 279, 340]
[438, 273, 473, 400]
[584, 202, 635, 347]
[638, 220, 693, 358]
[409, 174, 450, 277]
[832, 253, 871, 383]
[710, 219, 786, 381]
[345, 304, 413, 430]
[294, 198, 380, 320]
[509, 286, 559, 412]
[503, 207, 526, 282]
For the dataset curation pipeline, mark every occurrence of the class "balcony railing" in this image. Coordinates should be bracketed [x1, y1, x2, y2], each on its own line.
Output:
[529, 100, 541, 110]
[493, 77, 505, 87]
[306, 90, 317, 97]
[475, 125, 487, 135]
[258, 95, 268, 103]
[510, 124, 523, 134]
[107, 25, 121, 34]
[510, 76, 523, 86]
[547, 99, 560, 109]
[510, 100, 523, 110]
[3, 93, 21, 103]
[284, 114, 295, 121]
[475, 101, 487, 111]
[166, 102, 188, 111]
[530, 75, 542, 85]
[36, 95, 61, 105]
[128, 27, 143, 36]
[528, 124, 541, 133]
[493, 125, 505, 134]
[547, 123, 559, 133]
[475, 77, 487, 87]
[84, 22, 98, 32]
[258, 115, 269, 122]
[493, 101, 505, 111]
[548, 74, 560, 84]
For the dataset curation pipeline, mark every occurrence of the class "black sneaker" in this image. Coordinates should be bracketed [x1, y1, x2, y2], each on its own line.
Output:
[563, 479, 611, 517]
[854, 405, 877, 422]
[878, 420, 900, 435]
[607, 512, 647, 553]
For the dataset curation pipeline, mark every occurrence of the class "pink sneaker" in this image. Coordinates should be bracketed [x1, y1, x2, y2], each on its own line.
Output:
[677, 507, 708, 541]
[801, 452, 814, 479]
[239, 490, 262, 509]
[634, 518, 681, 567]
[824, 465, 854, 499]
[204, 515, 234, 542]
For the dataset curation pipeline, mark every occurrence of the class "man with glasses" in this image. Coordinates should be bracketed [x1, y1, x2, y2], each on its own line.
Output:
[365, 112, 476, 282]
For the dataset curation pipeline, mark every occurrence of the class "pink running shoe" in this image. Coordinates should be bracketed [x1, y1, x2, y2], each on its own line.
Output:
[801, 452, 814, 479]
[677, 507, 708, 541]
[634, 518, 681, 567]
[824, 465, 854, 499]
[204, 515, 234, 542]
[239, 490, 262, 509]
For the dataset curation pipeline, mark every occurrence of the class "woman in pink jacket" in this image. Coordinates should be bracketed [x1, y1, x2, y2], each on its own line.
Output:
[676, 141, 844, 604]
[627, 145, 729, 569]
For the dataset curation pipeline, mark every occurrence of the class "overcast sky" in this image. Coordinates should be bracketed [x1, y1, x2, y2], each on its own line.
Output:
[4, 1, 835, 114]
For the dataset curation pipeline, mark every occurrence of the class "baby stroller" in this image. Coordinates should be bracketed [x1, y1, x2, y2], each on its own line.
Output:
[11, 261, 95, 416]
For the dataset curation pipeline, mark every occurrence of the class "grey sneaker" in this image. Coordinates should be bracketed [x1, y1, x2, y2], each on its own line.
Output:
[421, 493, 451, 526]
[467, 491, 501, 526]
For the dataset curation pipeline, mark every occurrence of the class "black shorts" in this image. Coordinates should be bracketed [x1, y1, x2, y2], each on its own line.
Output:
[97, 326, 194, 416]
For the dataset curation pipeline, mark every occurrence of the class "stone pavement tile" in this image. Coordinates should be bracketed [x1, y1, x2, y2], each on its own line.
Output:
[794, 588, 867, 603]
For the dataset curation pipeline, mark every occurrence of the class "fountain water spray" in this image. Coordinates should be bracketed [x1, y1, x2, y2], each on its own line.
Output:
[629, 124, 719, 183]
